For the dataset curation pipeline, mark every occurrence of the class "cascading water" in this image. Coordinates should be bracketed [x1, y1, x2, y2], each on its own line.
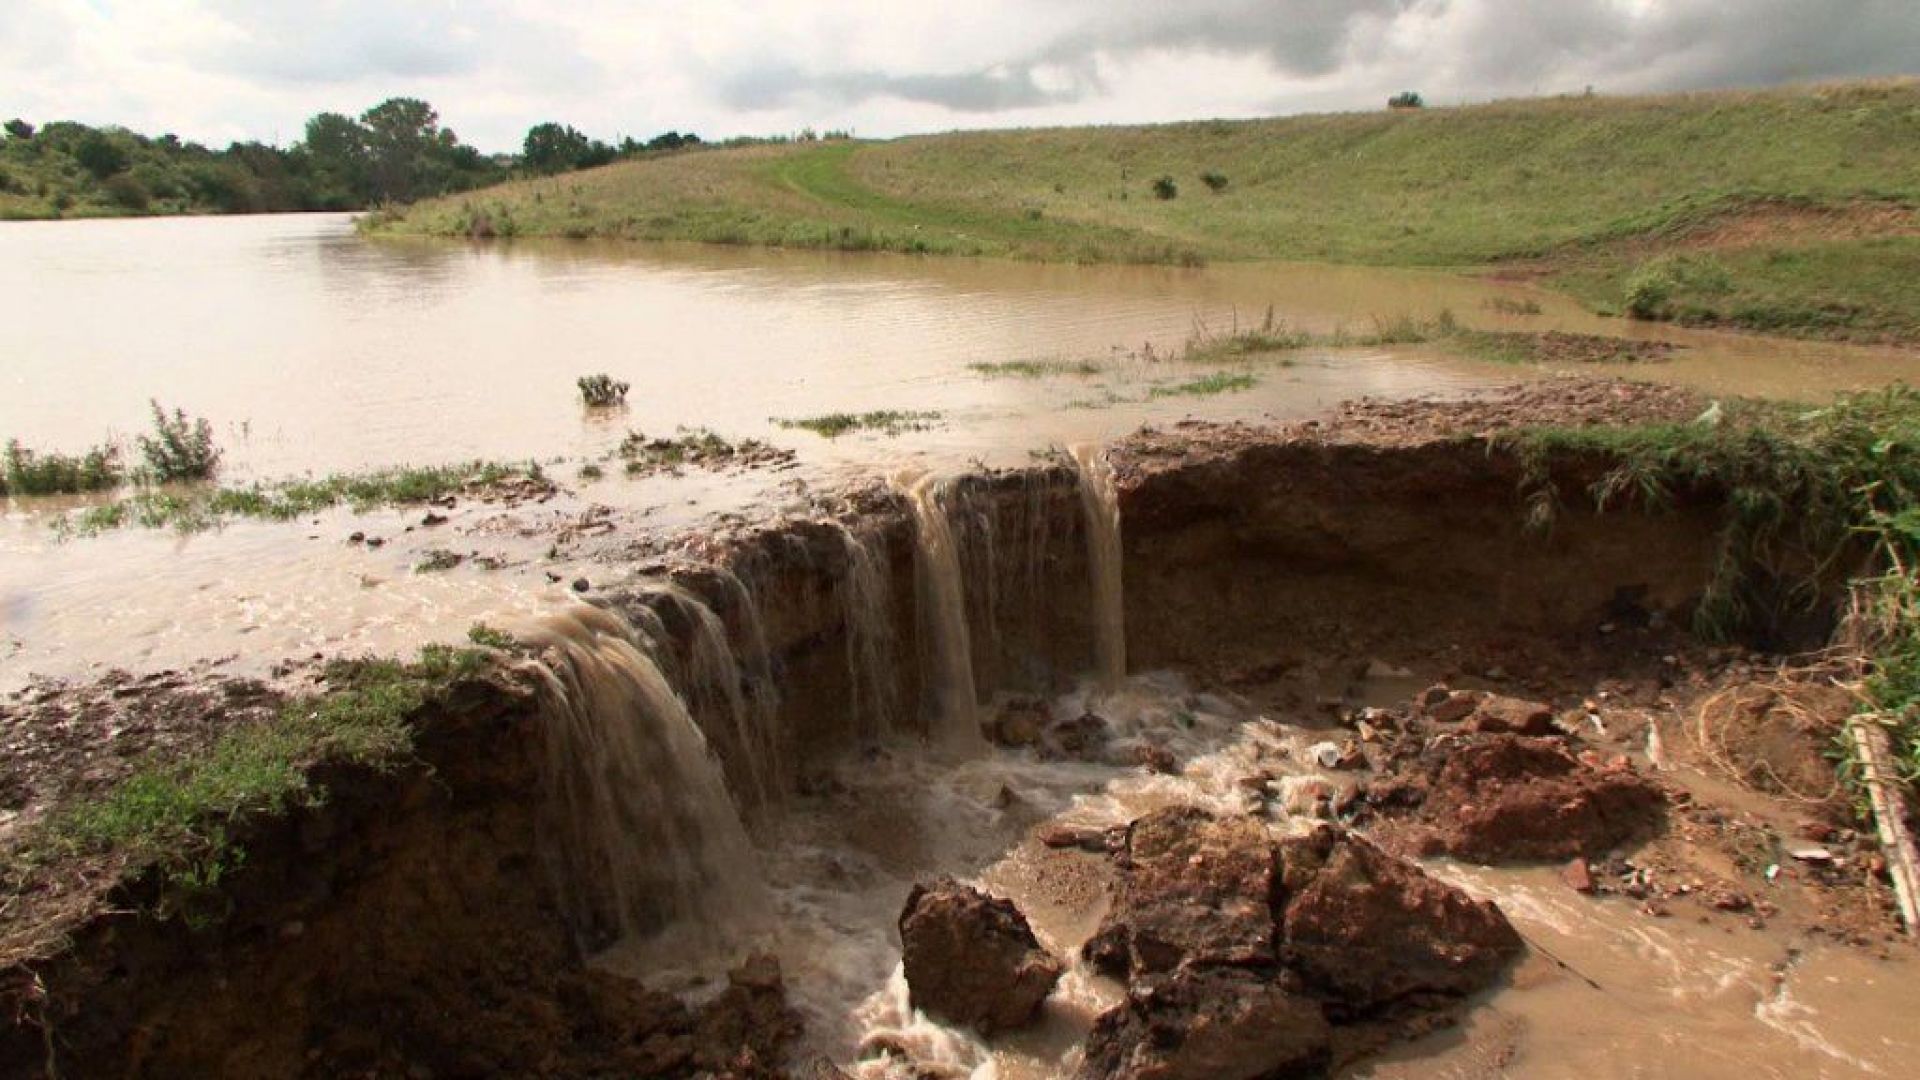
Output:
[644, 581, 781, 808]
[894, 470, 987, 751]
[1070, 443, 1127, 692]
[838, 524, 904, 742]
[523, 605, 765, 951]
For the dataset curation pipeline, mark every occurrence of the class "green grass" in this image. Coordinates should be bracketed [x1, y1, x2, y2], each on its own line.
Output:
[969, 359, 1103, 378]
[1148, 372, 1259, 399]
[51, 461, 532, 537]
[1, 439, 122, 497]
[371, 80, 1920, 339]
[1501, 388, 1920, 781]
[773, 410, 943, 438]
[38, 646, 488, 914]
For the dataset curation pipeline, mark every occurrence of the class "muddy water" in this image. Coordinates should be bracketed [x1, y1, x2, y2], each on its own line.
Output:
[4, 214, 1914, 688]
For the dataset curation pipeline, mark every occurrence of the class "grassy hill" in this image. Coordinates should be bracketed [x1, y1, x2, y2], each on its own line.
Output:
[371, 80, 1920, 343]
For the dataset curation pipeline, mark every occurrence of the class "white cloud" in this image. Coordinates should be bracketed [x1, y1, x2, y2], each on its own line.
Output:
[0, 1, 1912, 153]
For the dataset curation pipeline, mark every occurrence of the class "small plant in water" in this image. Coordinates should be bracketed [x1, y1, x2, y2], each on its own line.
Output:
[1, 439, 123, 497]
[138, 400, 221, 484]
[577, 373, 630, 407]
[773, 410, 943, 438]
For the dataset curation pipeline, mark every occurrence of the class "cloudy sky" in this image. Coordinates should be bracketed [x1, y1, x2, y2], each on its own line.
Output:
[3, 1, 1915, 153]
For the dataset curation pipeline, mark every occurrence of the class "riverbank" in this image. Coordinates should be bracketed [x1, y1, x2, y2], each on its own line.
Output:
[4, 377, 1915, 1077]
[369, 79, 1920, 345]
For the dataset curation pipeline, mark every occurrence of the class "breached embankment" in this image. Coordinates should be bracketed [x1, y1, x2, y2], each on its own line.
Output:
[1, 378, 1911, 1078]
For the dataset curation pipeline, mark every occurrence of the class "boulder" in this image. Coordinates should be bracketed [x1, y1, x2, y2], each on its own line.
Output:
[1082, 807, 1280, 980]
[689, 953, 804, 1075]
[1041, 711, 1111, 760]
[1080, 967, 1331, 1080]
[898, 879, 1062, 1034]
[1275, 826, 1523, 1013]
[1418, 735, 1666, 862]
[1468, 695, 1557, 736]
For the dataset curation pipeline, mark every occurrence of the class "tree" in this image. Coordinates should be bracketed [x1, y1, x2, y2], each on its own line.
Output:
[359, 97, 440, 203]
[3, 119, 32, 141]
[74, 132, 130, 178]
[523, 122, 591, 174]
[1388, 91, 1425, 109]
[302, 111, 370, 206]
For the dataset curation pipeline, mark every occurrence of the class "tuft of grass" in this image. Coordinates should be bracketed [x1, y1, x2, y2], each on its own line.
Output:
[773, 410, 943, 438]
[968, 359, 1103, 379]
[1149, 372, 1258, 399]
[466, 622, 517, 650]
[42, 646, 488, 911]
[1, 438, 123, 497]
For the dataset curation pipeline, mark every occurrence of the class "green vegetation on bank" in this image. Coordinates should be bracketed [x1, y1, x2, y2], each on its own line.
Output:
[373, 80, 1920, 342]
[1502, 387, 1920, 781]
[27, 644, 494, 917]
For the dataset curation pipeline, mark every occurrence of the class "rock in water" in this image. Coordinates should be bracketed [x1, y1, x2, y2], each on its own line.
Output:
[1080, 807, 1524, 1079]
[1082, 967, 1331, 1080]
[898, 878, 1063, 1034]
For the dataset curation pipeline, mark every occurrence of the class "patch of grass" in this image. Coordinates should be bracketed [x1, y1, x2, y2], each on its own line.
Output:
[1484, 296, 1543, 316]
[466, 622, 518, 650]
[1148, 372, 1258, 399]
[773, 410, 943, 438]
[414, 548, 463, 573]
[42, 646, 488, 913]
[1, 438, 122, 497]
[968, 359, 1103, 379]
[615, 426, 788, 472]
[52, 461, 532, 537]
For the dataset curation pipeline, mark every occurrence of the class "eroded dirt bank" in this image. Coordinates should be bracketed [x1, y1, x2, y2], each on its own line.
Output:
[2, 378, 1912, 1078]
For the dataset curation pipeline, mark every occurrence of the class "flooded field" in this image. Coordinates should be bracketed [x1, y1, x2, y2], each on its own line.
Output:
[3, 215, 1915, 690]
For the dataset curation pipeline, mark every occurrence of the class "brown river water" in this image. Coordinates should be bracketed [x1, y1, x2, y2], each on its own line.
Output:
[5, 214, 1920, 1076]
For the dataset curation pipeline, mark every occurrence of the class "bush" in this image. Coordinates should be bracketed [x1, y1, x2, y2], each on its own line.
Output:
[1151, 175, 1178, 200]
[104, 173, 150, 211]
[1200, 171, 1229, 193]
[1388, 91, 1425, 109]
[138, 401, 222, 483]
[577, 373, 629, 407]
[1624, 263, 1675, 320]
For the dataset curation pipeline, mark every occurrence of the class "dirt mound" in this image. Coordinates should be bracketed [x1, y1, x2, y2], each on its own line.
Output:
[1388, 734, 1668, 862]
[1080, 807, 1522, 1078]
[898, 879, 1062, 1034]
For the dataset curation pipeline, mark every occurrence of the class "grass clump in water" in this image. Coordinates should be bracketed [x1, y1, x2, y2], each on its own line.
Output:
[969, 360, 1103, 379]
[1149, 372, 1258, 399]
[1, 439, 123, 497]
[137, 400, 222, 483]
[577, 373, 630, 407]
[773, 410, 943, 438]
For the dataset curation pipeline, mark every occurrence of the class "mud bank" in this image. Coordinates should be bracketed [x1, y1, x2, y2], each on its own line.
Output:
[1, 379, 1908, 1078]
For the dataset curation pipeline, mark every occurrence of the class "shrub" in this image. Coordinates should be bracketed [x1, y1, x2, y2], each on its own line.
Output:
[1388, 91, 1425, 109]
[104, 173, 150, 211]
[1151, 175, 1178, 200]
[577, 373, 630, 407]
[1200, 171, 1229, 193]
[1624, 263, 1676, 320]
[137, 400, 222, 483]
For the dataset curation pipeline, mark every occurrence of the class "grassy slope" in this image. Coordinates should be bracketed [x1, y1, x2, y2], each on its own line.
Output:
[375, 80, 1920, 341]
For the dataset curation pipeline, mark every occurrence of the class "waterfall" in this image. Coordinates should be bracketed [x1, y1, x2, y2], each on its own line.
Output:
[838, 523, 904, 742]
[524, 605, 765, 951]
[894, 470, 987, 751]
[1070, 443, 1127, 692]
[645, 581, 780, 808]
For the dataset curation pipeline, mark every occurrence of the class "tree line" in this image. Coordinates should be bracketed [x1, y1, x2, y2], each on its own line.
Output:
[0, 99, 702, 220]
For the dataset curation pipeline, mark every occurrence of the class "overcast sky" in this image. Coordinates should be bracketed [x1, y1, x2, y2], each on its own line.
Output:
[3, 1, 1915, 153]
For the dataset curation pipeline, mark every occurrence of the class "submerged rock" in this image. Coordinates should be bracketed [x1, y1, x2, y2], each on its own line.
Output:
[1080, 807, 1523, 1078]
[898, 879, 1062, 1034]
